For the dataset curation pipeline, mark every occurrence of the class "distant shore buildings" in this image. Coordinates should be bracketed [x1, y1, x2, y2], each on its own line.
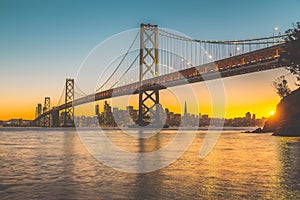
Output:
[73, 101, 266, 128]
[0, 101, 266, 128]
[0, 118, 32, 127]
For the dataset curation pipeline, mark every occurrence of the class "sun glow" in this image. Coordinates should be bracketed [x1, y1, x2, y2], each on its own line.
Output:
[269, 110, 275, 116]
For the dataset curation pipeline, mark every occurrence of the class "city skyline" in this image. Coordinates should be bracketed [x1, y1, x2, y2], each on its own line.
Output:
[1, 0, 300, 120]
[0, 100, 265, 127]
[73, 102, 265, 128]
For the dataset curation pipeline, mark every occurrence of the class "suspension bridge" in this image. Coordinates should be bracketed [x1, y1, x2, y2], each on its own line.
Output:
[32, 23, 288, 127]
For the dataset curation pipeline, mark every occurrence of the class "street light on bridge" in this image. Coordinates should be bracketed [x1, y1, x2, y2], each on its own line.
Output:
[273, 26, 279, 44]
[236, 46, 240, 55]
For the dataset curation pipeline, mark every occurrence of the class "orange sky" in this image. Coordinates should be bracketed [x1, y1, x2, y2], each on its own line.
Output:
[0, 68, 297, 121]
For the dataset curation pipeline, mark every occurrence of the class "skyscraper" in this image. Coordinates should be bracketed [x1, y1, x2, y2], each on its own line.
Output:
[245, 112, 251, 121]
[95, 104, 100, 116]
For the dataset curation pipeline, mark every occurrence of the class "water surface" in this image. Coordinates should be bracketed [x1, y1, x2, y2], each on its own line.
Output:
[0, 128, 300, 199]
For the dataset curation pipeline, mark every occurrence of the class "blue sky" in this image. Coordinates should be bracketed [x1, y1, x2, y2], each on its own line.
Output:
[0, 0, 299, 119]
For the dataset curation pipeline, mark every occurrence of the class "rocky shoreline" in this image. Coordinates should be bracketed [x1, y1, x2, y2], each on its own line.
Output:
[263, 87, 300, 136]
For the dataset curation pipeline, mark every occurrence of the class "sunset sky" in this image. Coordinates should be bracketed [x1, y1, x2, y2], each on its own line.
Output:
[0, 0, 299, 120]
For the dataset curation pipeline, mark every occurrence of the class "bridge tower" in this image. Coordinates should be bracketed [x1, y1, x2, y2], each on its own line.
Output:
[138, 23, 163, 127]
[63, 78, 74, 127]
[35, 103, 42, 126]
[43, 97, 51, 127]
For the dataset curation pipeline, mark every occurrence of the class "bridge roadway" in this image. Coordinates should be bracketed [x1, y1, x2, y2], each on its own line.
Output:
[34, 44, 284, 122]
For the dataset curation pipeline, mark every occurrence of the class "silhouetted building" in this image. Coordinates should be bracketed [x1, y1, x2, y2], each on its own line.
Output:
[36, 103, 42, 117]
[245, 112, 251, 121]
[199, 114, 210, 126]
[103, 101, 115, 126]
[184, 101, 187, 116]
[165, 108, 170, 126]
[174, 114, 181, 127]
[95, 104, 100, 116]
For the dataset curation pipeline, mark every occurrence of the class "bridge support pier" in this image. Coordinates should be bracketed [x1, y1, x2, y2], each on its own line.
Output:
[63, 78, 75, 127]
[138, 88, 164, 127]
[138, 23, 163, 127]
[43, 97, 51, 127]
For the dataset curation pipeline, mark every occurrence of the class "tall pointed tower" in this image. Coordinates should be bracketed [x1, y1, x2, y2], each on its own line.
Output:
[184, 101, 187, 116]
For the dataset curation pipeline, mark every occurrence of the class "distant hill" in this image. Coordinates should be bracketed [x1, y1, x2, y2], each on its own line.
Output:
[263, 87, 300, 136]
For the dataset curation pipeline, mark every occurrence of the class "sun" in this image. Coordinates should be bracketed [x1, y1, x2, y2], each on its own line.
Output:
[269, 110, 275, 116]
